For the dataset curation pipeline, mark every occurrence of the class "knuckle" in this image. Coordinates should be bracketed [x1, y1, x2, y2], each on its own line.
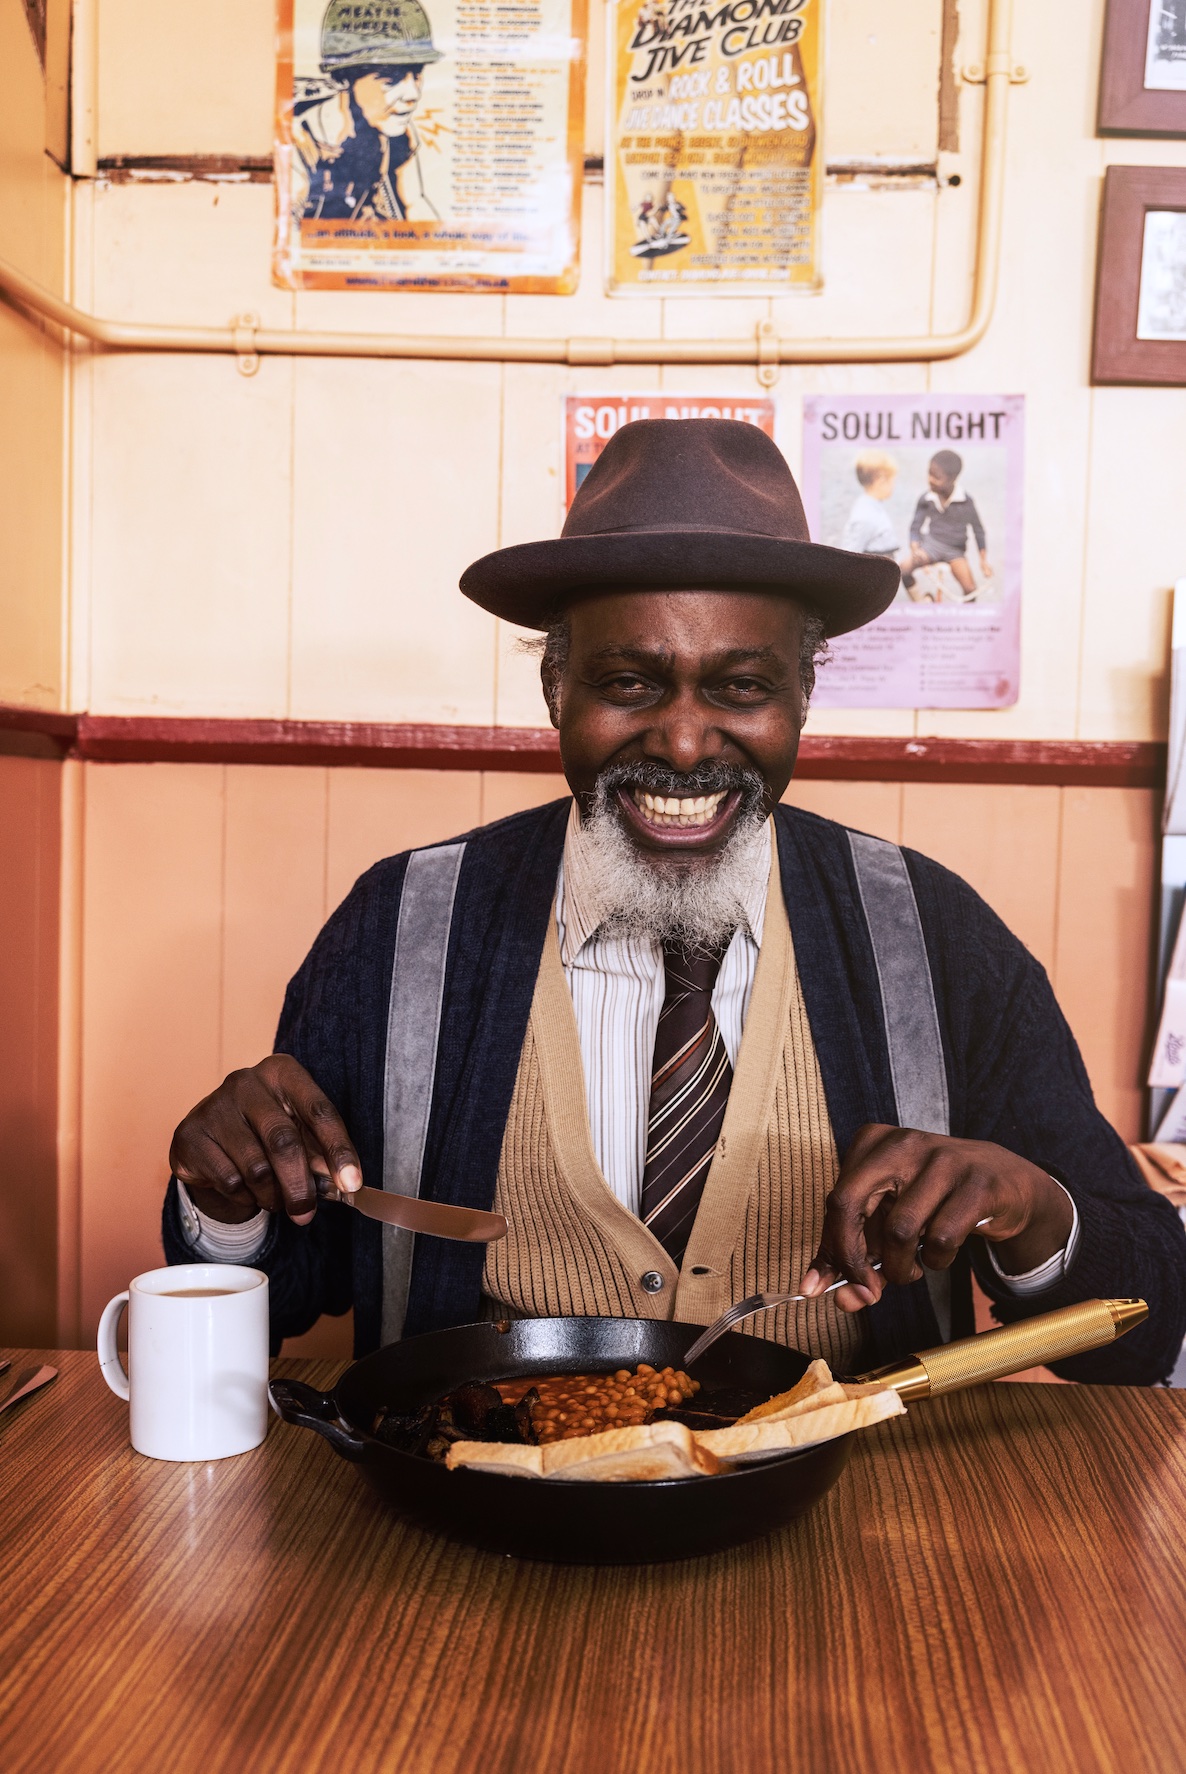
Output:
[263, 1122, 302, 1159]
[926, 1230, 959, 1260]
[246, 1158, 277, 1185]
[885, 1216, 920, 1249]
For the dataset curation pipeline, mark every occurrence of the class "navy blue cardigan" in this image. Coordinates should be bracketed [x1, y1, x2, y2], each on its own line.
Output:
[163, 800, 1186, 1382]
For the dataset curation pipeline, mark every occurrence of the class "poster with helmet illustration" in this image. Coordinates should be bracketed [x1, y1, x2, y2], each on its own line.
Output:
[274, 0, 586, 290]
[607, 0, 822, 295]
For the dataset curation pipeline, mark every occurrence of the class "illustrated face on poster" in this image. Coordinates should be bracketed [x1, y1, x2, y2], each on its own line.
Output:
[1146, 0, 1186, 91]
[274, 0, 585, 291]
[563, 395, 775, 508]
[801, 395, 1024, 710]
[606, 0, 823, 296]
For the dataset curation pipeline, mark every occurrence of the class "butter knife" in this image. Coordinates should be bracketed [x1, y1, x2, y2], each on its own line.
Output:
[316, 1178, 507, 1244]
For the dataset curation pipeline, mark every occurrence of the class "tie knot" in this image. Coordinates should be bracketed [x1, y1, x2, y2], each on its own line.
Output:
[661, 937, 729, 998]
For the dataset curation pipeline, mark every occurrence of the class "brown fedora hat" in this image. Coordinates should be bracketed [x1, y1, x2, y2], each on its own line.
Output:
[459, 417, 900, 636]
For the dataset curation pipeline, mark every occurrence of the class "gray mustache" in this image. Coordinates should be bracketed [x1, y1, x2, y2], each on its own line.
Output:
[597, 761, 765, 803]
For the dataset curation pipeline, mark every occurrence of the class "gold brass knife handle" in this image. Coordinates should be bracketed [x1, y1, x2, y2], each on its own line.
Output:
[856, 1298, 1148, 1399]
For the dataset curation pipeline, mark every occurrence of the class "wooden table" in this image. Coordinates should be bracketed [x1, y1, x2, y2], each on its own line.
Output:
[3, 1351, 1186, 1773]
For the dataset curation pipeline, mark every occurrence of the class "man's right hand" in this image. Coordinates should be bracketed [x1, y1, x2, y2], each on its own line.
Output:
[169, 1055, 362, 1227]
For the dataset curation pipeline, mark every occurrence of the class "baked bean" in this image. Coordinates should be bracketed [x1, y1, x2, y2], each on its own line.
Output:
[494, 1363, 699, 1444]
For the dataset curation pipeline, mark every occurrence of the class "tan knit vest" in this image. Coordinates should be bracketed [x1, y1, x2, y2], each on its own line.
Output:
[482, 842, 869, 1372]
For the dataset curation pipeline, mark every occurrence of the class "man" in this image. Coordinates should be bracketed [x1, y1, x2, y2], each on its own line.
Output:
[902, 449, 993, 602]
[291, 0, 441, 223]
[164, 421, 1186, 1382]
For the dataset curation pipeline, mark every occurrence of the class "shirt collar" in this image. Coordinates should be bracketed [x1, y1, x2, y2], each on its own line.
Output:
[923, 477, 965, 509]
[557, 800, 773, 964]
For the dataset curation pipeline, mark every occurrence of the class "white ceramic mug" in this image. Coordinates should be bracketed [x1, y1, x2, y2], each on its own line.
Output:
[97, 1263, 270, 1461]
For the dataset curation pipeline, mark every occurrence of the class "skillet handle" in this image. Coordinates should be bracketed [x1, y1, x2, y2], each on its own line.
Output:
[857, 1298, 1148, 1399]
[269, 1378, 369, 1461]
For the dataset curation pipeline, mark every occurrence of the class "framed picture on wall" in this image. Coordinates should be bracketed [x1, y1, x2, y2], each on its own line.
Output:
[1092, 165, 1186, 384]
[1099, 0, 1186, 135]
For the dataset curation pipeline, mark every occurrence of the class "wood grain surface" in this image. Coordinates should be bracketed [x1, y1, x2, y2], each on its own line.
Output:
[2, 1351, 1185, 1773]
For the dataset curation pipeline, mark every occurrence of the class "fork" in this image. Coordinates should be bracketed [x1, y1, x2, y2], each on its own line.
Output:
[683, 1218, 993, 1366]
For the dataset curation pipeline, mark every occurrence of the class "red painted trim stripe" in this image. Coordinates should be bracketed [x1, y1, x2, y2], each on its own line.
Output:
[0, 707, 1167, 787]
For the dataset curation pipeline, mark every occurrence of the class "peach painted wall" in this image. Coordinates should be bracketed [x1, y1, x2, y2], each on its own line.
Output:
[64, 764, 1156, 1350]
[0, 757, 61, 1344]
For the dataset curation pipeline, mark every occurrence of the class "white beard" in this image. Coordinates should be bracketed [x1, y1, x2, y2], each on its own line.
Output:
[577, 786, 769, 951]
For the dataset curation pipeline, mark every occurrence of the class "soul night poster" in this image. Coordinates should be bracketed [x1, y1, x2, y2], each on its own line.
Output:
[802, 394, 1025, 709]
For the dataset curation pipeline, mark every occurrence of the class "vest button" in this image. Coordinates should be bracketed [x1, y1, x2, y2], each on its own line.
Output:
[640, 1271, 665, 1293]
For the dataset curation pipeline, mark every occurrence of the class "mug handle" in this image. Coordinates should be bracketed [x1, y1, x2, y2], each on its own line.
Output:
[97, 1292, 131, 1400]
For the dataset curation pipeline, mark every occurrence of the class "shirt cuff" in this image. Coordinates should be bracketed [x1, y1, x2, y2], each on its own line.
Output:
[985, 1181, 1080, 1297]
[175, 1177, 271, 1264]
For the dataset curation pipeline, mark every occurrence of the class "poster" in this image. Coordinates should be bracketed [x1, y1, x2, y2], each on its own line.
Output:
[801, 394, 1024, 710]
[606, 0, 823, 296]
[274, 0, 585, 291]
[1146, 0, 1186, 90]
[564, 394, 775, 506]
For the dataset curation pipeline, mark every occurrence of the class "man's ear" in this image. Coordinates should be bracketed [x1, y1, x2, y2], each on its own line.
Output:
[540, 658, 562, 729]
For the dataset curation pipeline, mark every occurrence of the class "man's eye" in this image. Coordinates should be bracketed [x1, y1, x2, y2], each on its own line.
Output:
[602, 675, 652, 694]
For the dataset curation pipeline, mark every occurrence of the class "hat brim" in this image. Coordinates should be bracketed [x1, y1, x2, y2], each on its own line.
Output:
[459, 530, 901, 638]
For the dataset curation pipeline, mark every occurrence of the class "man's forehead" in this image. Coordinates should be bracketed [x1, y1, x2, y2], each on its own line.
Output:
[565, 588, 804, 648]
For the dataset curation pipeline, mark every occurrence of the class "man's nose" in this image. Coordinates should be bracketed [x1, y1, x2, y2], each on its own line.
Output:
[640, 698, 725, 773]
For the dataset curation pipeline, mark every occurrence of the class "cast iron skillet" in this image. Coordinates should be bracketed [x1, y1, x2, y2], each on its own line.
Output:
[270, 1316, 853, 1564]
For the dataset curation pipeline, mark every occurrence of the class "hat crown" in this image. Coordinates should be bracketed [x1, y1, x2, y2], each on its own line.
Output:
[562, 418, 811, 545]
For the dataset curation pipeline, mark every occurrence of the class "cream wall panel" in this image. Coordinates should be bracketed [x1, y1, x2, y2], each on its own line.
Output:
[1077, 389, 1185, 743]
[0, 0, 66, 709]
[507, 183, 662, 339]
[826, 0, 943, 164]
[1053, 787, 1157, 1142]
[325, 768, 482, 908]
[88, 352, 294, 715]
[222, 767, 330, 1068]
[79, 764, 226, 1335]
[90, 182, 293, 327]
[900, 782, 1061, 974]
[290, 358, 501, 722]
[97, 0, 277, 158]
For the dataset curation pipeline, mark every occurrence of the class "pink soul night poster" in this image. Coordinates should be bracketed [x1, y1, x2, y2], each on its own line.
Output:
[801, 393, 1024, 709]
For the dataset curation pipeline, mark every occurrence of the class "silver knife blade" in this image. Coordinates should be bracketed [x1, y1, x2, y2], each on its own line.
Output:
[318, 1179, 507, 1244]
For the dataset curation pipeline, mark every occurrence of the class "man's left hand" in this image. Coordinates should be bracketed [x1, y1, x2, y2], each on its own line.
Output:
[799, 1124, 1074, 1313]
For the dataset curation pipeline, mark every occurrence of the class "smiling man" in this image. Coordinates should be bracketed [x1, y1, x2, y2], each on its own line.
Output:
[164, 421, 1186, 1380]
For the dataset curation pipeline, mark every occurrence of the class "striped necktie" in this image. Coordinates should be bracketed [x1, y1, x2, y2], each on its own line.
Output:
[640, 939, 734, 1265]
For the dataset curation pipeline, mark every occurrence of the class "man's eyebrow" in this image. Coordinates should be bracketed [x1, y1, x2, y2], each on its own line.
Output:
[580, 644, 787, 669]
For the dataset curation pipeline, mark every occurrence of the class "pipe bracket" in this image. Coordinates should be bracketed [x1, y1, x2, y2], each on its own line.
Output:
[755, 318, 780, 387]
[232, 312, 260, 376]
[962, 56, 1027, 83]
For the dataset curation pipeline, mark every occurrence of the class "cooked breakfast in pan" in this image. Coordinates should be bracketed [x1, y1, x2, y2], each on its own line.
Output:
[372, 1358, 905, 1482]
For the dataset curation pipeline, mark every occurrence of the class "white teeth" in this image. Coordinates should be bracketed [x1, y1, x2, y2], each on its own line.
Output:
[630, 787, 730, 828]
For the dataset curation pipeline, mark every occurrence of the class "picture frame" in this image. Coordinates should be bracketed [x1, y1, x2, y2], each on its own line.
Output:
[1099, 0, 1186, 136]
[1092, 165, 1186, 385]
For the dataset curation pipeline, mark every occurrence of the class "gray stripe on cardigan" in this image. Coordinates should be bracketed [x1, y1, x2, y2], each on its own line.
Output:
[848, 830, 953, 1342]
[381, 842, 466, 1344]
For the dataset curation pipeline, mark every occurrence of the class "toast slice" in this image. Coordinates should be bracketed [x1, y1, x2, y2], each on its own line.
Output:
[696, 1387, 905, 1466]
[735, 1358, 838, 1424]
[445, 1421, 721, 1482]
[543, 1420, 720, 1483]
[445, 1441, 544, 1478]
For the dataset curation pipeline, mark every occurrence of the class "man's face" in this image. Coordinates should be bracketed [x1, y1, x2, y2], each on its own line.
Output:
[928, 463, 956, 498]
[353, 69, 423, 133]
[550, 590, 807, 865]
